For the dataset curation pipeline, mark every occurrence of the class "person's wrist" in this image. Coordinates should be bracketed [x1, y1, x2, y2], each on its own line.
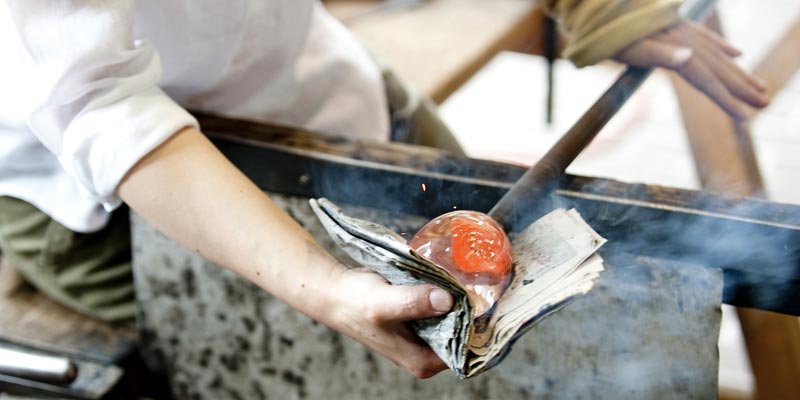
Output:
[307, 261, 352, 328]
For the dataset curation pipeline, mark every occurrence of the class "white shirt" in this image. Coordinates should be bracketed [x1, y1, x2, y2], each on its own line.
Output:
[0, 0, 389, 232]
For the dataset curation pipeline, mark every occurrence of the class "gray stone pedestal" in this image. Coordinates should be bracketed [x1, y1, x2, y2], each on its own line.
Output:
[132, 194, 722, 399]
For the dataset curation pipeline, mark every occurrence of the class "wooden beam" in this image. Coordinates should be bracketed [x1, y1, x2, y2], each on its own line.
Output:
[750, 14, 800, 108]
[737, 309, 800, 399]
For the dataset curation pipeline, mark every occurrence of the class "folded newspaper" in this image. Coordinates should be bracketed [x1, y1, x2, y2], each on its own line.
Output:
[310, 198, 606, 378]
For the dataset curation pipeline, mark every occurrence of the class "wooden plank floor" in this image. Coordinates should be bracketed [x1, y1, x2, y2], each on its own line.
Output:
[325, 0, 544, 103]
[0, 258, 137, 365]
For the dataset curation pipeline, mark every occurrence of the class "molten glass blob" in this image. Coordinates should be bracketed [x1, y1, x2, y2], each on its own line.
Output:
[409, 210, 512, 316]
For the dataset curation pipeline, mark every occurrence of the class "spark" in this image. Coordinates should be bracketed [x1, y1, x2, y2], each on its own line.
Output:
[421, 183, 427, 192]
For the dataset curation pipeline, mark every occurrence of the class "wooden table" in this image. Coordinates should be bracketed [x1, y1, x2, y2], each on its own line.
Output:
[325, 0, 546, 103]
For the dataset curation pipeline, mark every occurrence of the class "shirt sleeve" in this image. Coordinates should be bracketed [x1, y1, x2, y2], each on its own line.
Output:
[5, 0, 199, 210]
[539, 0, 683, 67]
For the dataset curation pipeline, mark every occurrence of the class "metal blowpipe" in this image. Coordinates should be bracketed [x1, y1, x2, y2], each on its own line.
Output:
[488, 0, 718, 233]
[0, 345, 78, 384]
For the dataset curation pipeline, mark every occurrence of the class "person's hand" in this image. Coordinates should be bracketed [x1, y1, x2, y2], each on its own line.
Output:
[325, 268, 453, 378]
[615, 19, 769, 120]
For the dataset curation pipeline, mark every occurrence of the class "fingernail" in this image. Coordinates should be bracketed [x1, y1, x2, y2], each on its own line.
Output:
[430, 289, 453, 313]
[671, 48, 693, 67]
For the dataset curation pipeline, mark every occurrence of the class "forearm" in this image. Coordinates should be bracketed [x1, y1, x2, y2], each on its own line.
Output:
[117, 125, 452, 378]
[118, 126, 342, 321]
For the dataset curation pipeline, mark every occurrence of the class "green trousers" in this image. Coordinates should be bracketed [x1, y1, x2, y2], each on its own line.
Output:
[0, 196, 135, 323]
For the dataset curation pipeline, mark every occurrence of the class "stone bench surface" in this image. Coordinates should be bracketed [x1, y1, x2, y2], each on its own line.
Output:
[132, 194, 721, 400]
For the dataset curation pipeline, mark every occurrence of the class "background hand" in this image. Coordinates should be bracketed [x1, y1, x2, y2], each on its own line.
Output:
[327, 268, 453, 378]
[615, 19, 769, 120]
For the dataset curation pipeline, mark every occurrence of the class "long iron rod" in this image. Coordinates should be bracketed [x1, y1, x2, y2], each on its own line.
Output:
[488, 0, 718, 233]
[0, 345, 77, 384]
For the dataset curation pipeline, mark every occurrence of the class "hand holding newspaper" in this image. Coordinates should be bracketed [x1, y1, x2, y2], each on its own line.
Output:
[310, 198, 606, 378]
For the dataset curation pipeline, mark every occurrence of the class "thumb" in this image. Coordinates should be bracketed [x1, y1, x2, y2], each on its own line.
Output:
[617, 39, 693, 70]
[377, 284, 453, 323]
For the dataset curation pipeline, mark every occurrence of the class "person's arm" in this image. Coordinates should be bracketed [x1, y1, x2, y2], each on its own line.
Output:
[614, 19, 768, 120]
[119, 127, 453, 378]
[540, 0, 768, 120]
[7, 1, 452, 378]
